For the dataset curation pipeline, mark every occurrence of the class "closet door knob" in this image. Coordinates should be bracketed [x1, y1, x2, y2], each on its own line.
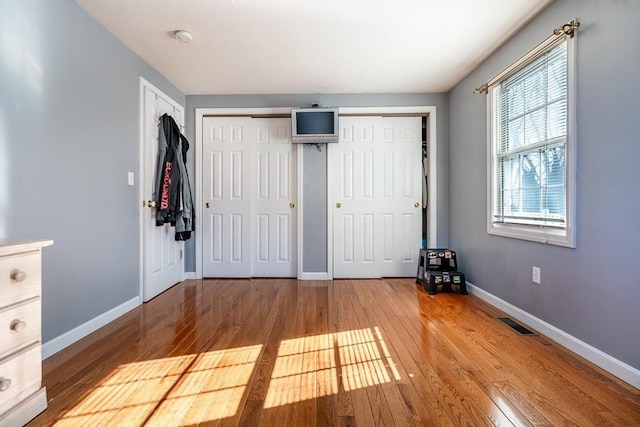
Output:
[10, 320, 27, 333]
[289, 203, 295, 209]
[205, 202, 211, 208]
[414, 202, 421, 208]
[10, 270, 26, 283]
[0, 378, 11, 392]
[336, 203, 341, 209]
[147, 200, 157, 208]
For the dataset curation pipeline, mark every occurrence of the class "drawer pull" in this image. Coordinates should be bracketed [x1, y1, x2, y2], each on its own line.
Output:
[10, 269, 27, 282]
[0, 377, 11, 392]
[10, 319, 27, 333]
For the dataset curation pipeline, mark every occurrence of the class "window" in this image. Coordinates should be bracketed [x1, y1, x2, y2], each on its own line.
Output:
[487, 36, 576, 247]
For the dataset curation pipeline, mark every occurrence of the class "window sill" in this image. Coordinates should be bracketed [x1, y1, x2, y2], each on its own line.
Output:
[488, 223, 575, 248]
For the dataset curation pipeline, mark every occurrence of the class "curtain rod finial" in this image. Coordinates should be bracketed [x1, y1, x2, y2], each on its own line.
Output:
[554, 19, 580, 37]
[473, 83, 488, 94]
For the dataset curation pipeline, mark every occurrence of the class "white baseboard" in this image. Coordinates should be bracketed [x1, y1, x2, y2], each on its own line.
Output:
[467, 282, 640, 389]
[183, 272, 197, 280]
[298, 272, 332, 280]
[42, 296, 141, 360]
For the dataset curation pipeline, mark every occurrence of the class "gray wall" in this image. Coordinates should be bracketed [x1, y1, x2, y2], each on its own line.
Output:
[302, 144, 328, 272]
[0, 0, 185, 343]
[185, 94, 449, 273]
[449, 0, 640, 369]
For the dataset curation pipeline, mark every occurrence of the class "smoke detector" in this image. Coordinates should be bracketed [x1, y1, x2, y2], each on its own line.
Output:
[174, 30, 193, 43]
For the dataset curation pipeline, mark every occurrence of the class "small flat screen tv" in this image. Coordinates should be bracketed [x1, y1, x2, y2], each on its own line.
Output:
[291, 108, 339, 143]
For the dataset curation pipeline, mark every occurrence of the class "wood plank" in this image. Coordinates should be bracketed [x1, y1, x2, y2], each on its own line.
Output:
[257, 280, 303, 427]
[314, 282, 336, 427]
[333, 280, 377, 427]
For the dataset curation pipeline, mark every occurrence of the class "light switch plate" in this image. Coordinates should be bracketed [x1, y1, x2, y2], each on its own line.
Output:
[532, 266, 541, 284]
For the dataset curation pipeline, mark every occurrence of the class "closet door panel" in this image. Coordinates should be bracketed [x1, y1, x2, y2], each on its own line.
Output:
[202, 117, 252, 277]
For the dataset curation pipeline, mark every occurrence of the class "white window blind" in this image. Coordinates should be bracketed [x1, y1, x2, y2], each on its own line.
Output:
[493, 41, 568, 228]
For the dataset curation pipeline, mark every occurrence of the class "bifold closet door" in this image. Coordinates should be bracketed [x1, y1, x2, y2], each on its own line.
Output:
[332, 117, 384, 278]
[332, 116, 422, 278]
[202, 117, 253, 277]
[251, 118, 297, 277]
[201, 117, 297, 277]
[379, 116, 423, 277]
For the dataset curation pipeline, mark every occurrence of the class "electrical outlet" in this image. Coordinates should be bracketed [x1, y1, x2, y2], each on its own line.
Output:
[532, 266, 541, 284]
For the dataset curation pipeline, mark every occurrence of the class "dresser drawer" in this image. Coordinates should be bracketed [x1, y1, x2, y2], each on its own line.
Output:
[0, 343, 42, 415]
[0, 252, 41, 307]
[0, 298, 41, 359]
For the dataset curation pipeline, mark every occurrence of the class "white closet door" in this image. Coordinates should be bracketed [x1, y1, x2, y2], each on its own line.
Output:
[251, 118, 297, 277]
[333, 117, 384, 278]
[332, 116, 422, 278]
[202, 117, 253, 277]
[379, 116, 423, 277]
[141, 84, 184, 301]
[201, 117, 297, 278]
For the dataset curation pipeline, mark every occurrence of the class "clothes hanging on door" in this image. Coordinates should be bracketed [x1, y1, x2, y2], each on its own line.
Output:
[155, 113, 195, 241]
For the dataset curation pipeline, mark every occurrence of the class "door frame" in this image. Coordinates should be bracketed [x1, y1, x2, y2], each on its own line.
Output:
[194, 108, 293, 279]
[328, 106, 438, 279]
[138, 77, 185, 301]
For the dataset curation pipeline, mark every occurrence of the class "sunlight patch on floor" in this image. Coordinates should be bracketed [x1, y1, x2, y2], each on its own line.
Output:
[53, 345, 263, 426]
[53, 354, 196, 426]
[146, 344, 262, 425]
[264, 327, 397, 408]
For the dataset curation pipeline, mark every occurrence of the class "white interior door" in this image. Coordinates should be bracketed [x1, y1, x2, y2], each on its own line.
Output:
[332, 116, 422, 278]
[251, 117, 297, 277]
[202, 117, 253, 277]
[141, 82, 184, 301]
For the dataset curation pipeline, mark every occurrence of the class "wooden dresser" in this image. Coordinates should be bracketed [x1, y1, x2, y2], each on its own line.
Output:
[0, 239, 53, 427]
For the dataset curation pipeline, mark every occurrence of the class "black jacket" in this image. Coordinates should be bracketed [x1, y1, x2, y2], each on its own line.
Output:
[155, 114, 194, 240]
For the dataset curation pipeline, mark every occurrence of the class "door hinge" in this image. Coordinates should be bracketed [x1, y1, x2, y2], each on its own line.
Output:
[180, 249, 183, 260]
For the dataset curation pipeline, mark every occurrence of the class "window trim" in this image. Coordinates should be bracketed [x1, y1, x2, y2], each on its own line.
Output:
[486, 35, 576, 248]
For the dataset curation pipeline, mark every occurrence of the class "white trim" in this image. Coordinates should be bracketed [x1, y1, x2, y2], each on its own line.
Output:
[339, 106, 435, 115]
[298, 272, 332, 280]
[467, 282, 640, 389]
[296, 146, 305, 279]
[137, 78, 147, 307]
[196, 107, 293, 116]
[42, 296, 140, 359]
[427, 108, 437, 248]
[138, 77, 186, 297]
[195, 109, 203, 279]
[326, 143, 334, 279]
[564, 34, 578, 248]
[183, 272, 197, 280]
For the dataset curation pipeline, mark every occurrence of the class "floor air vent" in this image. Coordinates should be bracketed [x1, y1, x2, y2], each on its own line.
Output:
[498, 318, 537, 335]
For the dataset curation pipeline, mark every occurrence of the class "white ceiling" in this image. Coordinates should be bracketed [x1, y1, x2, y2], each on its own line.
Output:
[75, 0, 552, 95]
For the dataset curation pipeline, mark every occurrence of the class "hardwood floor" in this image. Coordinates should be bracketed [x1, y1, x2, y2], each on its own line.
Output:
[29, 279, 640, 426]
